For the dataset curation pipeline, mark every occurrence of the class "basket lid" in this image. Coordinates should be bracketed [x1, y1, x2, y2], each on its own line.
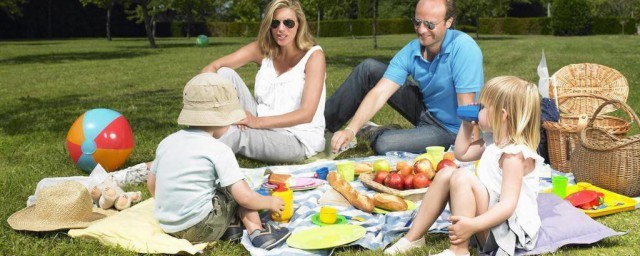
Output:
[550, 63, 628, 114]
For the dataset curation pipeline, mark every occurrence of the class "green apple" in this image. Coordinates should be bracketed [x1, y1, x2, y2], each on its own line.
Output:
[373, 159, 390, 172]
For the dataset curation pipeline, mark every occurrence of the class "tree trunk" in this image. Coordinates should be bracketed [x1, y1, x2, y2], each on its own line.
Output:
[316, 5, 320, 38]
[152, 15, 156, 38]
[186, 19, 191, 38]
[349, 18, 354, 39]
[47, 0, 52, 38]
[372, 0, 378, 49]
[106, 5, 112, 41]
[547, 2, 551, 17]
[142, 6, 156, 48]
[474, 7, 480, 40]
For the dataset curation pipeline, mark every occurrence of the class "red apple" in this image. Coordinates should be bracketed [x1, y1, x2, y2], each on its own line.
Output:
[436, 159, 458, 172]
[414, 158, 436, 179]
[413, 172, 431, 189]
[374, 171, 390, 184]
[403, 174, 415, 190]
[384, 172, 404, 190]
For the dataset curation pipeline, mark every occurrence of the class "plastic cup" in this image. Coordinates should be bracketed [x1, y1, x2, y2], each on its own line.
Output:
[426, 146, 445, 164]
[336, 161, 355, 182]
[315, 167, 329, 180]
[319, 206, 337, 224]
[552, 175, 568, 199]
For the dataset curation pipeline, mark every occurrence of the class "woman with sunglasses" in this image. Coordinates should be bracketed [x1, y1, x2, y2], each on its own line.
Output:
[201, 0, 326, 163]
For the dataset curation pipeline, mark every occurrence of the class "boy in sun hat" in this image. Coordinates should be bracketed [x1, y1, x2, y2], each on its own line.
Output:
[147, 73, 291, 250]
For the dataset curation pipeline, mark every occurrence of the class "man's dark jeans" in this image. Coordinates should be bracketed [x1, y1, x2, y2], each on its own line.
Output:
[324, 58, 456, 154]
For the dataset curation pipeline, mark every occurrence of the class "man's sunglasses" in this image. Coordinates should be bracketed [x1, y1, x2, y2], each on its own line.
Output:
[271, 19, 296, 29]
[411, 17, 444, 30]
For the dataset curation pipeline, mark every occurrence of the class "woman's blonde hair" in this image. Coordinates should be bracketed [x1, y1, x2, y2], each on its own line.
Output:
[258, 0, 315, 59]
[478, 76, 541, 151]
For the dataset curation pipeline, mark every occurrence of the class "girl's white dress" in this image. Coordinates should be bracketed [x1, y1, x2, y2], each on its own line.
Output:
[475, 133, 544, 255]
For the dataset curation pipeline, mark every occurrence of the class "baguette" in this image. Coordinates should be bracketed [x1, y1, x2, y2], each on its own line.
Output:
[327, 172, 374, 212]
[373, 193, 408, 211]
[268, 173, 291, 185]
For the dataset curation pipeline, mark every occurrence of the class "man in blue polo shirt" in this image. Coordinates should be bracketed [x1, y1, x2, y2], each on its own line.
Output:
[325, 0, 484, 154]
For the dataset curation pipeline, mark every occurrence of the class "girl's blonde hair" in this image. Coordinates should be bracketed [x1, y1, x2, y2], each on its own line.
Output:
[258, 0, 315, 59]
[478, 76, 541, 151]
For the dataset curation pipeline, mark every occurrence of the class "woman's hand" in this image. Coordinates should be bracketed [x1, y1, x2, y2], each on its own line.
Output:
[448, 216, 478, 245]
[235, 110, 262, 129]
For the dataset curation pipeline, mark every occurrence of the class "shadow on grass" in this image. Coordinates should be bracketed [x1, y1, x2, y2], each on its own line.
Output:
[326, 55, 392, 69]
[0, 41, 64, 46]
[0, 89, 181, 136]
[116, 41, 241, 50]
[0, 51, 156, 65]
[474, 36, 518, 41]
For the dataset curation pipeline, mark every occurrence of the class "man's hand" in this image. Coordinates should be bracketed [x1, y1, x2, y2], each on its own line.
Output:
[331, 129, 355, 153]
[448, 216, 478, 245]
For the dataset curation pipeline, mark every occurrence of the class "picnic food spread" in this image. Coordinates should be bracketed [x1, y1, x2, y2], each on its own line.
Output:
[327, 172, 375, 213]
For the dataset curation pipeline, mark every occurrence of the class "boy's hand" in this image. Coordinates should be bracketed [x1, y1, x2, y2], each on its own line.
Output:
[447, 216, 477, 245]
[269, 196, 285, 214]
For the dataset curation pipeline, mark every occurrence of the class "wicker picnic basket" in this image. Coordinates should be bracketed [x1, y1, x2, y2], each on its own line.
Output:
[542, 94, 631, 172]
[571, 99, 640, 197]
[358, 173, 427, 202]
[543, 63, 630, 172]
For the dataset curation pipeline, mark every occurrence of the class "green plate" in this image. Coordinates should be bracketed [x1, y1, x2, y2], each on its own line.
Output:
[373, 199, 416, 214]
[286, 224, 366, 250]
[311, 213, 348, 226]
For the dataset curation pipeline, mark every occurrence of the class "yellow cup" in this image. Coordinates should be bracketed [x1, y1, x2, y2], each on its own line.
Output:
[319, 206, 337, 224]
[426, 146, 445, 165]
[336, 160, 355, 182]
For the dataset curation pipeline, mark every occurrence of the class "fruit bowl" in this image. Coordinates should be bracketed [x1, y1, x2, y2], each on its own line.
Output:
[359, 173, 428, 202]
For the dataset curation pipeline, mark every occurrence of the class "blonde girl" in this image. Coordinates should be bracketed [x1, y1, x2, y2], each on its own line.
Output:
[386, 76, 543, 256]
[201, 0, 326, 163]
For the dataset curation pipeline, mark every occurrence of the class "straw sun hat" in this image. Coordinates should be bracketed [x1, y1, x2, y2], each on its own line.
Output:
[7, 181, 113, 232]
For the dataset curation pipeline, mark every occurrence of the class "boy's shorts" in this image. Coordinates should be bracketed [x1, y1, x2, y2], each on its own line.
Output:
[170, 187, 238, 243]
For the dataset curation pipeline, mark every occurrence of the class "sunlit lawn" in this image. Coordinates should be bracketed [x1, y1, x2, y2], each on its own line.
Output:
[1, 34, 639, 255]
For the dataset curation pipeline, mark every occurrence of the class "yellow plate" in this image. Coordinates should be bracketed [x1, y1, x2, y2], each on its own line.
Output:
[544, 182, 636, 218]
[373, 199, 417, 214]
[286, 224, 366, 250]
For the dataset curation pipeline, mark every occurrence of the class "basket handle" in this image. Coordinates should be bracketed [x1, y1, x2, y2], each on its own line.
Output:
[555, 93, 613, 105]
[585, 99, 639, 129]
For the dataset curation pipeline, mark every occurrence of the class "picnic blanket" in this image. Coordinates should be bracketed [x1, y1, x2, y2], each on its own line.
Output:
[237, 151, 581, 256]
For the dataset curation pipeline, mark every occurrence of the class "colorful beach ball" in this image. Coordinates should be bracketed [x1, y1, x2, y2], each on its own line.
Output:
[66, 108, 135, 173]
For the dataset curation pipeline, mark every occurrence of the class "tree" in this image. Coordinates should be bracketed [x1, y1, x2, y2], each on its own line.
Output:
[588, 0, 640, 34]
[0, 0, 27, 17]
[172, 0, 218, 38]
[125, 0, 169, 48]
[80, 0, 120, 41]
[456, 0, 531, 39]
[372, 0, 378, 49]
[551, 0, 592, 36]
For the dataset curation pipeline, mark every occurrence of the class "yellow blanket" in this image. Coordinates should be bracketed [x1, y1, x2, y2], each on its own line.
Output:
[68, 198, 208, 255]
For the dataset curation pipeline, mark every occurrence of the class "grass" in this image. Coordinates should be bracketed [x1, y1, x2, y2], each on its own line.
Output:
[1, 34, 640, 255]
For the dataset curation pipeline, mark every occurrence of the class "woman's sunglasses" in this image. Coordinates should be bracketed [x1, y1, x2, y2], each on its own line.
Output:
[271, 19, 296, 29]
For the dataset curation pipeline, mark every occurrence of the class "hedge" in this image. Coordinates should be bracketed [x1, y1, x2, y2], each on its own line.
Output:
[162, 17, 639, 38]
[478, 17, 551, 35]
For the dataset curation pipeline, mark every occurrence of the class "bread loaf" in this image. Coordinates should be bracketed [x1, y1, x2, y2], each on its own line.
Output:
[373, 193, 408, 211]
[354, 162, 374, 175]
[327, 172, 374, 212]
[268, 173, 291, 185]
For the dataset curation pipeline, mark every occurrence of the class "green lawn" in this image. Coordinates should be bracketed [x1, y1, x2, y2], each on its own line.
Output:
[1, 34, 639, 255]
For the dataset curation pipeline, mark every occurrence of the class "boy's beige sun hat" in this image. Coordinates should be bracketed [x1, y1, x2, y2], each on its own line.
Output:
[7, 181, 113, 232]
[177, 73, 246, 126]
